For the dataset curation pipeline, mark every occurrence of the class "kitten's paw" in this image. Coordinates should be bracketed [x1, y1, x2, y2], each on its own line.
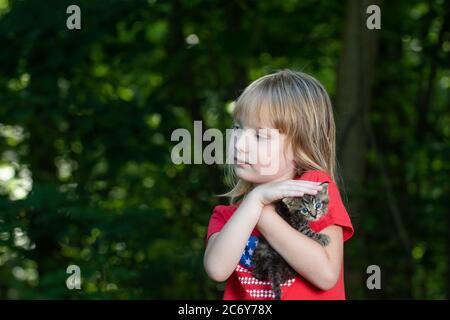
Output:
[317, 233, 330, 246]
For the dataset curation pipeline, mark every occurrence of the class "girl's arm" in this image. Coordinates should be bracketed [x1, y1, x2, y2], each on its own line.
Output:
[204, 180, 322, 282]
[256, 204, 343, 290]
[204, 192, 263, 282]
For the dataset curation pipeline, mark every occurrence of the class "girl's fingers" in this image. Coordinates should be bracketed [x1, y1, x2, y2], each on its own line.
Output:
[282, 186, 319, 195]
[290, 179, 320, 184]
[288, 185, 321, 192]
[272, 182, 324, 200]
[302, 184, 322, 190]
[281, 189, 316, 197]
[286, 180, 323, 188]
[285, 191, 303, 197]
[286, 180, 317, 185]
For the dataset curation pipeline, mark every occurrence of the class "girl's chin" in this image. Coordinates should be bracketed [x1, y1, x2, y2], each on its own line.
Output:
[235, 167, 274, 184]
[235, 166, 256, 179]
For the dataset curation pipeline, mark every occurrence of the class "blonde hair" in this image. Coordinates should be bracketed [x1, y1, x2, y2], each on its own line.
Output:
[221, 69, 337, 205]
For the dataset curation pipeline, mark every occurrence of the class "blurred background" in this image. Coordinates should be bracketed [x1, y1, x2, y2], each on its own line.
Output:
[0, 0, 448, 299]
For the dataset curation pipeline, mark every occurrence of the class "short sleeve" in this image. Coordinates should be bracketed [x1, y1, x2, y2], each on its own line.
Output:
[205, 205, 228, 246]
[296, 170, 354, 242]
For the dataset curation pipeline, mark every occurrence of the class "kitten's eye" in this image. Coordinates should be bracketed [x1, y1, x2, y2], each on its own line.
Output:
[301, 208, 309, 214]
[315, 202, 322, 209]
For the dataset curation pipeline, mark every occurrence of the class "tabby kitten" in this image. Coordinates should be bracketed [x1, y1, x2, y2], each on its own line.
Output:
[251, 182, 330, 299]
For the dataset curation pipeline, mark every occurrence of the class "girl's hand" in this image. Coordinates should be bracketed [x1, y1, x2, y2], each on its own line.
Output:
[251, 180, 323, 206]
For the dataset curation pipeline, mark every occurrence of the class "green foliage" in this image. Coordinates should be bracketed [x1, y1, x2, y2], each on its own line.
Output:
[0, 0, 448, 299]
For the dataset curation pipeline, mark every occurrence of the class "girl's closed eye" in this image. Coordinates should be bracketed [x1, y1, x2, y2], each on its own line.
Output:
[255, 129, 269, 140]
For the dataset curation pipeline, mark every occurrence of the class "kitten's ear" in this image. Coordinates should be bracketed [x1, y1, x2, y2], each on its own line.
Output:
[282, 197, 294, 207]
[319, 182, 329, 194]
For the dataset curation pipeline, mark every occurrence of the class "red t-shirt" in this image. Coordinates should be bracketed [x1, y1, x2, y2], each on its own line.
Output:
[205, 169, 354, 300]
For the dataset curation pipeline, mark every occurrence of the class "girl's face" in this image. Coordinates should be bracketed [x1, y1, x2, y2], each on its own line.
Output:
[231, 120, 296, 184]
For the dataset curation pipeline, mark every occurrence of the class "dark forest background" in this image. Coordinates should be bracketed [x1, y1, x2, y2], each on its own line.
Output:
[0, 0, 449, 299]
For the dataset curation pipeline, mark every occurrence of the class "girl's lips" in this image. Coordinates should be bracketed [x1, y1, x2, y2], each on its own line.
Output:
[234, 156, 250, 165]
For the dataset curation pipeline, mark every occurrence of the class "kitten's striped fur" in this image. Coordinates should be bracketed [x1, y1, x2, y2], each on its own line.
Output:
[251, 182, 330, 299]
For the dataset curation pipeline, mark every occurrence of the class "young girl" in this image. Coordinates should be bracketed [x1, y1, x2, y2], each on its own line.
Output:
[203, 69, 354, 300]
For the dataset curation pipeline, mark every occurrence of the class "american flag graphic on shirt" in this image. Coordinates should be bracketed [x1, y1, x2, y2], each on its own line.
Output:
[236, 235, 296, 299]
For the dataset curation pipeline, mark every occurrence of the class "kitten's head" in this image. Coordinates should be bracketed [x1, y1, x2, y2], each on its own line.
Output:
[281, 182, 329, 222]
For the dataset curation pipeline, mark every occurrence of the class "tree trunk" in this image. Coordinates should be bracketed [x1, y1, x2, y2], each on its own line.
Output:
[335, 0, 379, 298]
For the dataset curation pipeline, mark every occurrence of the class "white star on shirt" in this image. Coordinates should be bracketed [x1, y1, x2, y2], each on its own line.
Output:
[248, 248, 253, 255]
[245, 258, 251, 266]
